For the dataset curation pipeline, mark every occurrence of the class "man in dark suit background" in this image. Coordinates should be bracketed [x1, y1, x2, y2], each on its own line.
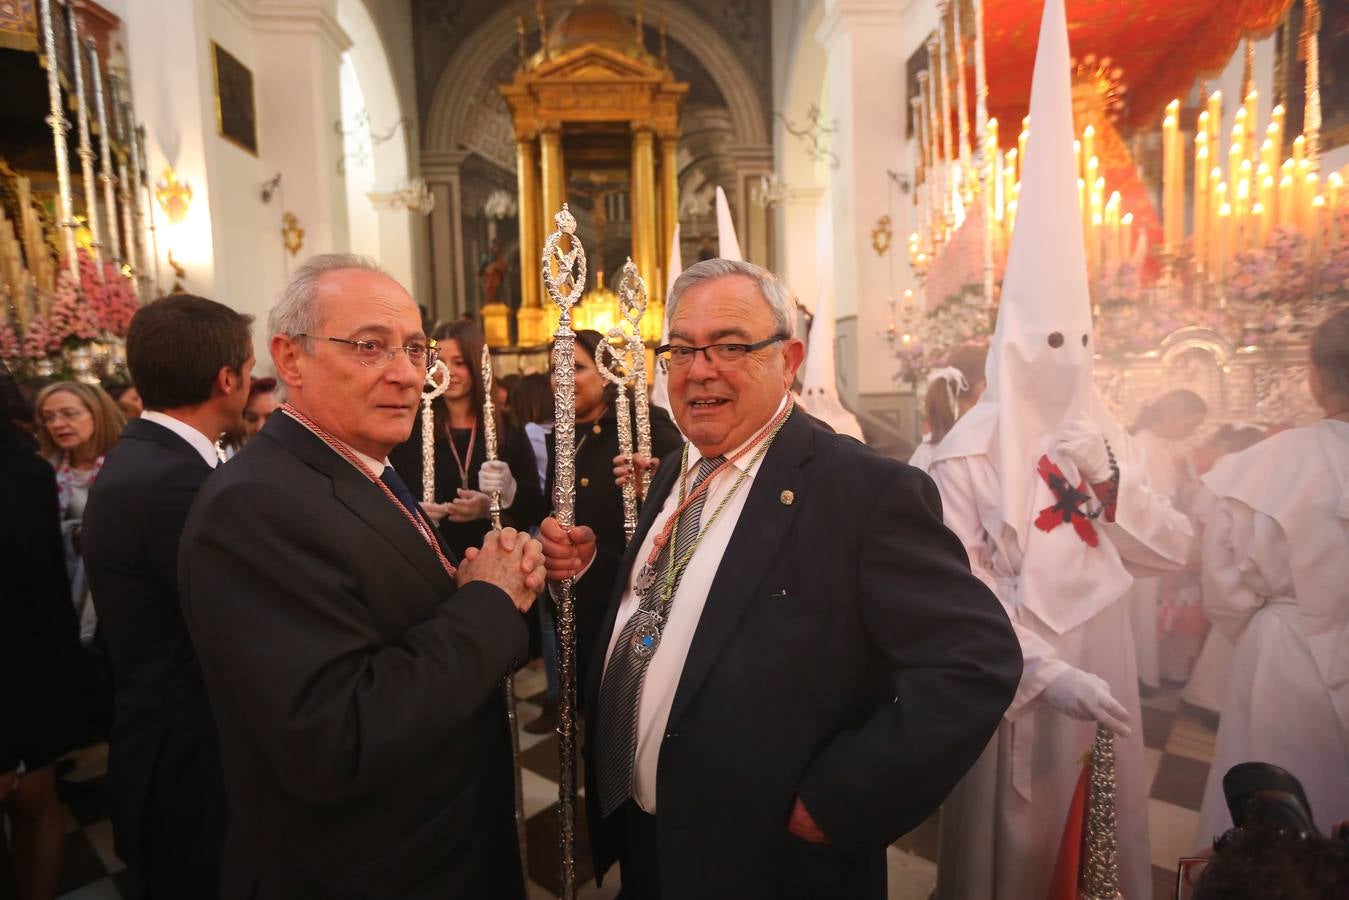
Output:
[540, 259, 1023, 899]
[82, 294, 254, 896]
[179, 253, 544, 899]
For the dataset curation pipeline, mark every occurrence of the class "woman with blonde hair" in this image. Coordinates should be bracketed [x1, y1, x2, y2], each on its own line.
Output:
[34, 380, 125, 644]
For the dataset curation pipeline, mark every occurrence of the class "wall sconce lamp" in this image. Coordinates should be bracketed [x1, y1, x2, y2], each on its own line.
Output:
[155, 167, 193, 223]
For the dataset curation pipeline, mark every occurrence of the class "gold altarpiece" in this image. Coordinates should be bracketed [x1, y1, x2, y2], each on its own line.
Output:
[495, 7, 686, 349]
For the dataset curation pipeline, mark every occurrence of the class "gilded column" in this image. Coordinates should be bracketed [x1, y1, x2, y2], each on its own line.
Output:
[514, 137, 547, 347]
[540, 130, 567, 227]
[631, 129, 657, 305]
[658, 135, 678, 304]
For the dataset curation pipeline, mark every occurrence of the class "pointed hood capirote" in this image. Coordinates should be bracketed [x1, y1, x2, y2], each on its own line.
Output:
[799, 278, 864, 441]
[715, 185, 743, 262]
[930, 0, 1144, 636]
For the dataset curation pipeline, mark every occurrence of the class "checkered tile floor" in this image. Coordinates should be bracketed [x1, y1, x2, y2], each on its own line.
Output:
[48, 668, 1216, 899]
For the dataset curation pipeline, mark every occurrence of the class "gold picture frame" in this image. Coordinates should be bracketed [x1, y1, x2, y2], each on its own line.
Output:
[212, 41, 258, 156]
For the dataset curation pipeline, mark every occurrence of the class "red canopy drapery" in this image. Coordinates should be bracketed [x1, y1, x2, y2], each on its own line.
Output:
[981, 0, 1293, 135]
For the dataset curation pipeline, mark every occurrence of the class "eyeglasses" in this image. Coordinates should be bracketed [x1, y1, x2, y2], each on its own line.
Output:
[295, 334, 439, 370]
[655, 335, 787, 372]
[41, 407, 91, 425]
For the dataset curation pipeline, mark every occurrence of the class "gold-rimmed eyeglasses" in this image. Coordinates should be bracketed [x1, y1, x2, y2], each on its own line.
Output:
[295, 334, 439, 370]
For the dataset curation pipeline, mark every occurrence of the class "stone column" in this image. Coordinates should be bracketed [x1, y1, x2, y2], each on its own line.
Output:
[818, 0, 908, 407]
[422, 149, 468, 324]
[630, 128, 658, 305]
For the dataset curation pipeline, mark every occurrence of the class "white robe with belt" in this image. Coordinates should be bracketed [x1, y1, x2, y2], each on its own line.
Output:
[931, 439, 1192, 900]
[1194, 419, 1349, 845]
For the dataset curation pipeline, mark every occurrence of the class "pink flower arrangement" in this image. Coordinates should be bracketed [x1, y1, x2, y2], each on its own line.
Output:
[22, 313, 59, 359]
[48, 269, 102, 347]
[77, 250, 139, 337]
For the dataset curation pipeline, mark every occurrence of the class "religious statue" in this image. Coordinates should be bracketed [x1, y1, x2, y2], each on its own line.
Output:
[479, 238, 506, 305]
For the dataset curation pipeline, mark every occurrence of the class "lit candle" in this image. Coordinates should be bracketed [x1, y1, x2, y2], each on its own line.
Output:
[1259, 173, 1275, 244]
[1206, 90, 1223, 148]
[1073, 139, 1082, 182]
[1082, 124, 1095, 175]
[1279, 173, 1295, 228]
[1121, 212, 1134, 262]
[1163, 101, 1180, 253]
[1195, 137, 1210, 268]
[1243, 90, 1259, 159]
[1292, 134, 1306, 168]
[1235, 178, 1251, 248]
[1005, 149, 1018, 193]
[1229, 124, 1244, 193]
[1211, 181, 1228, 276]
[1304, 171, 1320, 235]
[1311, 194, 1326, 258]
[1019, 117, 1030, 168]
[1216, 202, 1231, 283]
[1270, 104, 1285, 158]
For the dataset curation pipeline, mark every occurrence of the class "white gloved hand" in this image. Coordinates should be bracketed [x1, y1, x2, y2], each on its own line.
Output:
[477, 459, 518, 509]
[1053, 416, 1112, 482]
[1042, 667, 1132, 737]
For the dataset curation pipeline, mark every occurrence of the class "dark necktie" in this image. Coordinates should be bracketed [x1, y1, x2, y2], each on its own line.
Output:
[595, 454, 725, 816]
[380, 465, 421, 520]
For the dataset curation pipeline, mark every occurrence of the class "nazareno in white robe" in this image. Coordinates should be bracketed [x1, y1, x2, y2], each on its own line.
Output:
[930, 432, 1193, 900]
[1194, 418, 1349, 846]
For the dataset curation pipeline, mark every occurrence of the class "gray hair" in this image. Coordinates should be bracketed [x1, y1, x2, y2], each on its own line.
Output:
[268, 252, 388, 339]
[666, 259, 796, 339]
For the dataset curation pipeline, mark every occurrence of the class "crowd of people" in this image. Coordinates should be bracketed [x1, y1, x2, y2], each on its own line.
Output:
[1, 241, 1345, 899]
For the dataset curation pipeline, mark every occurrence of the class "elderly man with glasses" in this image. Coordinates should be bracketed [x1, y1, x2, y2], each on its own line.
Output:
[180, 254, 544, 900]
[539, 258, 1022, 899]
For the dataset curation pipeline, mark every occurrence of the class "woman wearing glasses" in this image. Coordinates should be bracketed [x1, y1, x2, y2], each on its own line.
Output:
[388, 319, 546, 559]
[34, 381, 125, 646]
[544, 330, 683, 709]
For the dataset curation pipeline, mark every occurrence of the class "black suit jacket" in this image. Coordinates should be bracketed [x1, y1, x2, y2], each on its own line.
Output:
[81, 417, 225, 873]
[179, 412, 528, 899]
[583, 405, 1021, 899]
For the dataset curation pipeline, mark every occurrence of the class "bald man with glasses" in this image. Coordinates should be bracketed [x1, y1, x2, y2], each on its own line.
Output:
[181, 254, 543, 900]
[540, 258, 1022, 899]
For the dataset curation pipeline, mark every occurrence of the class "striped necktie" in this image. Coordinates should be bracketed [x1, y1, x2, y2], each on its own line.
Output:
[595, 454, 725, 816]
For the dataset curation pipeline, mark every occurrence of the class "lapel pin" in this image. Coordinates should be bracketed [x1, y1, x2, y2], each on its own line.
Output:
[780, 489, 795, 506]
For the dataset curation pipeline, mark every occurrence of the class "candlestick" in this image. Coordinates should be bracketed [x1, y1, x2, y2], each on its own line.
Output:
[1195, 137, 1210, 269]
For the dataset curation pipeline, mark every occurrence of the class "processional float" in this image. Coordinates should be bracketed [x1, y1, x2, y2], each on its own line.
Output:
[544, 206, 651, 897]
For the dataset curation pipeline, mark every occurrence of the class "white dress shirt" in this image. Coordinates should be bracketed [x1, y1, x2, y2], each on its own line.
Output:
[140, 410, 219, 469]
[601, 394, 788, 813]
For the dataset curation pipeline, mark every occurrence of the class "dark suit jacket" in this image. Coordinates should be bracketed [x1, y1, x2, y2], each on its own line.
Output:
[179, 412, 528, 900]
[583, 405, 1022, 899]
[81, 417, 226, 875]
[0, 428, 92, 772]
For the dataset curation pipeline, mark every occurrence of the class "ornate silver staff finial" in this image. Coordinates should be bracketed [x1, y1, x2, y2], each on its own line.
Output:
[1082, 724, 1122, 900]
[594, 338, 639, 544]
[419, 359, 451, 505]
[616, 258, 654, 501]
[543, 203, 586, 900]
